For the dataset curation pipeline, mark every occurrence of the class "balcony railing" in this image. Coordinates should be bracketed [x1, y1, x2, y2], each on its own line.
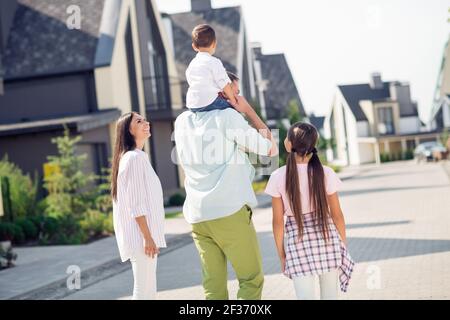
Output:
[143, 75, 184, 111]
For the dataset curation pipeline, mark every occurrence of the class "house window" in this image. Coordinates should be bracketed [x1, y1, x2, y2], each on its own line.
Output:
[436, 108, 444, 129]
[76, 143, 108, 178]
[377, 107, 395, 135]
[144, 2, 171, 111]
[125, 14, 140, 113]
[406, 140, 416, 150]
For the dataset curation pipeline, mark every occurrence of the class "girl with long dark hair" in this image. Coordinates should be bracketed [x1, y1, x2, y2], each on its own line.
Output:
[111, 112, 166, 300]
[265, 122, 354, 299]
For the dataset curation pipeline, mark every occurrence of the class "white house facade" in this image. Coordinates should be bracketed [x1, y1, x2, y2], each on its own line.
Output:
[324, 73, 440, 166]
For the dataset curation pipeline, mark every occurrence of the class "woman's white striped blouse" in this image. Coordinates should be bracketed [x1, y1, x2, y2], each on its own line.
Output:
[112, 149, 166, 262]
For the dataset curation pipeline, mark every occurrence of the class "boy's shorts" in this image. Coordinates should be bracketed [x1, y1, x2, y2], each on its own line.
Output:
[189, 95, 234, 113]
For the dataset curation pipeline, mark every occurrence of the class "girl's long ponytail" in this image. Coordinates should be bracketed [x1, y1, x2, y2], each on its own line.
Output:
[286, 148, 304, 240]
[307, 147, 330, 242]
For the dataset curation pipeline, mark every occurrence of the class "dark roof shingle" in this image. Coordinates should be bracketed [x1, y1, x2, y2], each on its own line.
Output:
[167, 6, 241, 84]
[258, 53, 306, 119]
[338, 82, 419, 121]
[309, 115, 325, 131]
[0, 108, 121, 136]
[3, 0, 105, 80]
[0, 53, 3, 94]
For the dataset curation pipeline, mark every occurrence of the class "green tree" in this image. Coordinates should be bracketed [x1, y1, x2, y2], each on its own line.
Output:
[272, 100, 305, 167]
[79, 164, 114, 239]
[0, 156, 38, 220]
[317, 136, 336, 152]
[43, 126, 96, 218]
[276, 120, 288, 167]
[286, 99, 303, 124]
[249, 98, 265, 122]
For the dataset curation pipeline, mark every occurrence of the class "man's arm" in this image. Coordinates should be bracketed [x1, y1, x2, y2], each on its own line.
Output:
[222, 83, 238, 105]
[231, 95, 278, 157]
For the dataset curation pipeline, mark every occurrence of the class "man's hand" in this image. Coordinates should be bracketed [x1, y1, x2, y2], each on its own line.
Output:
[228, 95, 278, 157]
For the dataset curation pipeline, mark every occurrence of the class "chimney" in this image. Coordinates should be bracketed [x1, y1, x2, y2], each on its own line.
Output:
[389, 81, 412, 105]
[369, 72, 383, 90]
[191, 0, 212, 12]
[250, 42, 262, 59]
[0, 0, 18, 53]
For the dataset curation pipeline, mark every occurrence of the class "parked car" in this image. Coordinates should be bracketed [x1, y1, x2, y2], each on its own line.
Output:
[414, 142, 447, 162]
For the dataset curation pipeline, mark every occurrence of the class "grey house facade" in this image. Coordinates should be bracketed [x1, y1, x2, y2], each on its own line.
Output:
[0, 0, 183, 196]
[161, 0, 257, 106]
[251, 42, 306, 125]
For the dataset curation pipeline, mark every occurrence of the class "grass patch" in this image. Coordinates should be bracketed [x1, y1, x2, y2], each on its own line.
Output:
[165, 211, 183, 219]
[252, 179, 268, 194]
[327, 164, 342, 173]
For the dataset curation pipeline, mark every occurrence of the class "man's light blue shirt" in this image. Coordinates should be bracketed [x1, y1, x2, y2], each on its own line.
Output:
[174, 108, 272, 224]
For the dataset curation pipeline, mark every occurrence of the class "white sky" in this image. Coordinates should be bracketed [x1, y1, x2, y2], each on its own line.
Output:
[155, 0, 450, 122]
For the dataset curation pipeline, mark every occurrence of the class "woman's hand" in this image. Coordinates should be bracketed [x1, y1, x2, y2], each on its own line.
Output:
[144, 236, 159, 258]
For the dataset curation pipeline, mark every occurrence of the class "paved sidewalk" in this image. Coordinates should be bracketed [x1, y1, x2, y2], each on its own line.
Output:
[65, 160, 450, 300]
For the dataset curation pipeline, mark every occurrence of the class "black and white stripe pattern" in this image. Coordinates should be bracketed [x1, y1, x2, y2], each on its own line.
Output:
[112, 149, 166, 262]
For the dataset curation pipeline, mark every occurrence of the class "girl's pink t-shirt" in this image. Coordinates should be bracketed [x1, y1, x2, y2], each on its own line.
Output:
[264, 164, 343, 216]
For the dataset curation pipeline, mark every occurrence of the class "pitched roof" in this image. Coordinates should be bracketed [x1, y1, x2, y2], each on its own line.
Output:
[0, 54, 3, 94]
[0, 108, 121, 136]
[309, 115, 325, 131]
[166, 6, 241, 84]
[258, 53, 306, 119]
[3, 0, 105, 80]
[338, 82, 419, 121]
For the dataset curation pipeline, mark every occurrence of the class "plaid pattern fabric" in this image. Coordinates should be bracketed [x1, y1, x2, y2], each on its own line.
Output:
[284, 212, 355, 292]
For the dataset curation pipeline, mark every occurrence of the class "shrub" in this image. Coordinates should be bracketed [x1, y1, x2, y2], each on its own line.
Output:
[103, 213, 114, 234]
[38, 215, 87, 245]
[35, 199, 48, 217]
[0, 222, 24, 244]
[0, 156, 38, 220]
[80, 210, 113, 238]
[15, 218, 38, 240]
[41, 217, 60, 239]
[380, 153, 391, 163]
[28, 216, 45, 233]
[403, 149, 414, 160]
[51, 231, 87, 245]
[10, 224, 25, 244]
[0, 223, 15, 241]
[328, 164, 341, 173]
[168, 193, 185, 206]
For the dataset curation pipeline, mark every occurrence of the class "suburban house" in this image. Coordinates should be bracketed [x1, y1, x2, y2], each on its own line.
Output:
[324, 73, 440, 165]
[0, 0, 184, 196]
[0, 0, 17, 95]
[308, 114, 325, 136]
[429, 34, 450, 131]
[251, 42, 306, 126]
[161, 0, 258, 106]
